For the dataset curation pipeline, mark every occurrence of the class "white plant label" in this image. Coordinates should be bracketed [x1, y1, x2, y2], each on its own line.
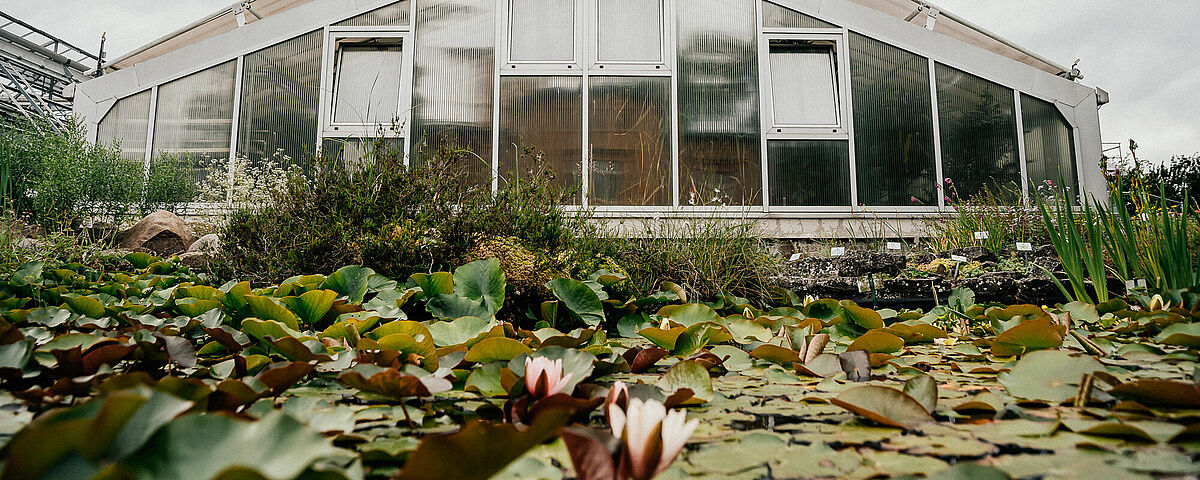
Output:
[951, 255, 968, 263]
[1016, 242, 1033, 252]
[788, 253, 802, 262]
[830, 247, 846, 257]
[1125, 280, 1137, 291]
[974, 231, 990, 240]
[1138, 279, 1148, 288]
[886, 242, 902, 250]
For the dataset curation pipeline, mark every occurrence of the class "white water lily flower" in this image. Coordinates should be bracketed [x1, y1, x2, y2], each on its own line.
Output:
[608, 398, 699, 480]
[524, 356, 574, 398]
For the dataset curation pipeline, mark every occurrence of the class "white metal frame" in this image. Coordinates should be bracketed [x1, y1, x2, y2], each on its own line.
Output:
[757, 18, 855, 214]
[759, 34, 848, 137]
[318, 29, 413, 146]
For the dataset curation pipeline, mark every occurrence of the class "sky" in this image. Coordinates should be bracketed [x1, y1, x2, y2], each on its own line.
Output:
[4, 0, 1198, 165]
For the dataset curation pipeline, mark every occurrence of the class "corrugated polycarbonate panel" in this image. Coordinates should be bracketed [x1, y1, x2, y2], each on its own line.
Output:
[410, 0, 495, 188]
[936, 63, 1020, 200]
[498, 76, 583, 203]
[677, 0, 761, 206]
[768, 140, 850, 206]
[97, 89, 151, 162]
[335, 0, 410, 26]
[509, 0, 575, 62]
[849, 33, 936, 206]
[762, 1, 838, 29]
[237, 30, 321, 165]
[152, 60, 237, 182]
[597, 0, 664, 62]
[588, 76, 672, 206]
[322, 137, 404, 171]
[1021, 94, 1077, 193]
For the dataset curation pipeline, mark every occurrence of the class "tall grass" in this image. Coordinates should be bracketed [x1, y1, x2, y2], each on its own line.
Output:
[1100, 174, 1198, 293]
[1036, 184, 1108, 304]
[924, 183, 1046, 253]
[615, 215, 783, 302]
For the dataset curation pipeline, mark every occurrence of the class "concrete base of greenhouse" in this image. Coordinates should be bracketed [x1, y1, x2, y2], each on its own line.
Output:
[593, 215, 933, 239]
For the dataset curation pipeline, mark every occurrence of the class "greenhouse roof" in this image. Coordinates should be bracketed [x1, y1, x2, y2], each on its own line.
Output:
[106, 0, 1075, 77]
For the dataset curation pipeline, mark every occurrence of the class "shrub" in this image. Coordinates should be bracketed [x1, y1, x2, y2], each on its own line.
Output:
[923, 181, 1047, 253]
[613, 215, 783, 301]
[0, 119, 195, 229]
[216, 140, 611, 289]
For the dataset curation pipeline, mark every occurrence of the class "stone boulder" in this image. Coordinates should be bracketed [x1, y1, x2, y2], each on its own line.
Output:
[188, 234, 221, 253]
[116, 211, 196, 256]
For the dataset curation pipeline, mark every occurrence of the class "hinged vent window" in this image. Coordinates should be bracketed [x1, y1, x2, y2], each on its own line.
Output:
[768, 39, 839, 127]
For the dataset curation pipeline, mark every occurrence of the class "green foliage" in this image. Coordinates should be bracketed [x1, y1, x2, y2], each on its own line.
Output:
[216, 144, 610, 295]
[0, 255, 1198, 479]
[1036, 182, 1109, 304]
[924, 182, 1046, 253]
[0, 119, 194, 229]
[614, 216, 783, 301]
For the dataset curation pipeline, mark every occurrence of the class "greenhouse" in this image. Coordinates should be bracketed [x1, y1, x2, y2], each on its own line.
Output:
[73, 0, 1105, 235]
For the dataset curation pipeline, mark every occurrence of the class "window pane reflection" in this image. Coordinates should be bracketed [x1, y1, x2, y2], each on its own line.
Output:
[588, 76, 672, 206]
[498, 76, 583, 203]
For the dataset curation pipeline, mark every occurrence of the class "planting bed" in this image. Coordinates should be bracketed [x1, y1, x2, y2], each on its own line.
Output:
[0, 255, 1198, 479]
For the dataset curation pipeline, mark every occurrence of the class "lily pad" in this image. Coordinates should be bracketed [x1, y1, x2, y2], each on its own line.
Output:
[831, 385, 934, 429]
[997, 350, 1105, 403]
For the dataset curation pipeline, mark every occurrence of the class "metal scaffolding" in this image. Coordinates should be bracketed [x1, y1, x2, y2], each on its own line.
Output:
[0, 10, 99, 129]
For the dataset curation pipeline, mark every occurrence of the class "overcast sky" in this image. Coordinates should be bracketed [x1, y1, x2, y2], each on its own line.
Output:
[5, 1, 1197, 165]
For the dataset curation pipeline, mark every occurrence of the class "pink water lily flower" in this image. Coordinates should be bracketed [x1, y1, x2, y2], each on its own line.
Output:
[608, 398, 699, 480]
[525, 356, 574, 398]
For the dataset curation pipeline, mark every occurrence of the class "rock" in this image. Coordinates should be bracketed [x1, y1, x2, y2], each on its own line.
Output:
[116, 211, 196, 256]
[832, 251, 906, 277]
[188, 234, 221, 253]
[938, 246, 998, 263]
[15, 237, 44, 252]
[178, 252, 213, 270]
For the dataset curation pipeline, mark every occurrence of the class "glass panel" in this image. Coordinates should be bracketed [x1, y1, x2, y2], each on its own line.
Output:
[768, 140, 850, 206]
[849, 33, 936, 206]
[152, 60, 237, 182]
[322, 137, 404, 171]
[769, 40, 839, 126]
[335, 0, 410, 26]
[498, 76, 582, 203]
[411, 0, 495, 188]
[936, 63, 1020, 200]
[597, 0, 663, 62]
[509, 0, 574, 62]
[1022, 94, 1077, 194]
[677, 0, 761, 206]
[762, 1, 838, 29]
[588, 76, 672, 206]
[97, 89, 151, 162]
[332, 42, 404, 125]
[237, 30, 321, 166]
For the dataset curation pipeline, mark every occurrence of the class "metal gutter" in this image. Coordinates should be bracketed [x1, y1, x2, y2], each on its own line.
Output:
[103, 0, 253, 71]
[908, 0, 1079, 79]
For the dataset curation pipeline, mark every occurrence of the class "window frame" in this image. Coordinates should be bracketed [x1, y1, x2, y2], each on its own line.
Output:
[319, 29, 413, 141]
[758, 32, 850, 140]
[587, 0, 672, 73]
[502, 0, 585, 71]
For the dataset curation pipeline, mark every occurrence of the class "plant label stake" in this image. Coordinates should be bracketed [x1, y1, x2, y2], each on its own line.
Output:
[1016, 242, 1033, 252]
[974, 231, 989, 240]
[886, 242, 902, 251]
[789, 253, 802, 262]
[830, 247, 846, 258]
[950, 255, 968, 263]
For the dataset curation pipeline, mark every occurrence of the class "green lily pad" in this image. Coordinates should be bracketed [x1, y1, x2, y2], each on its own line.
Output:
[991, 318, 1064, 357]
[997, 350, 1104, 403]
[831, 385, 934, 429]
[465, 337, 533, 363]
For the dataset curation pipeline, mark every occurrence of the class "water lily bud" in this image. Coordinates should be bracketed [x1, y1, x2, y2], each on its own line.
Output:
[524, 356, 574, 398]
[608, 398, 699, 480]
